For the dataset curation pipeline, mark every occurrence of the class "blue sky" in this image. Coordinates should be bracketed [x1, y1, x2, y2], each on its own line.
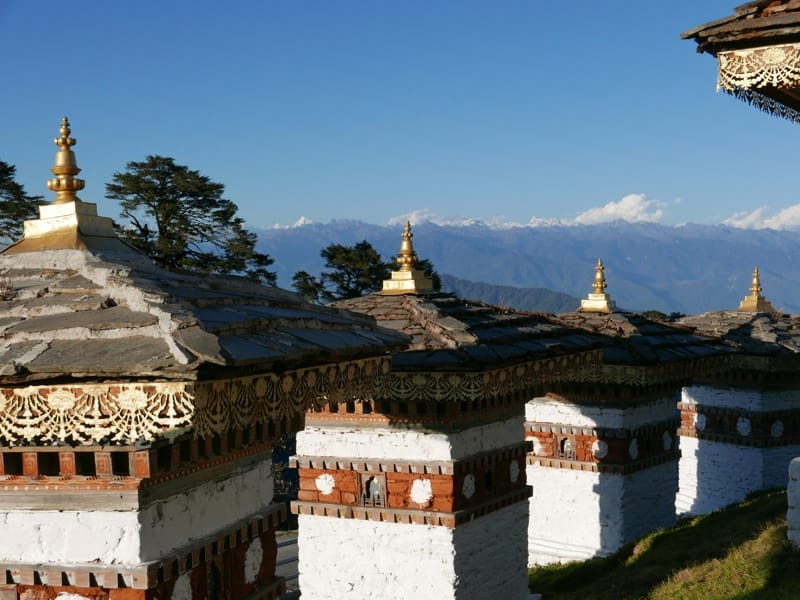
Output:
[2, 1, 798, 230]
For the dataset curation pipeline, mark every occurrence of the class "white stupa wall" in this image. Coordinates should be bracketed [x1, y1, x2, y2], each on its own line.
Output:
[682, 385, 800, 412]
[677, 436, 800, 515]
[526, 395, 679, 565]
[525, 396, 678, 429]
[0, 458, 274, 565]
[677, 385, 800, 516]
[527, 460, 677, 565]
[788, 458, 800, 548]
[296, 416, 523, 461]
[298, 501, 529, 600]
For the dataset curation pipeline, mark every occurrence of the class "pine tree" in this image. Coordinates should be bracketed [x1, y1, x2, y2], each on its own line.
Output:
[0, 161, 43, 243]
[106, 155, 275, 284]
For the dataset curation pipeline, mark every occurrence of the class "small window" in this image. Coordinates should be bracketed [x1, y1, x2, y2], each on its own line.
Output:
[557, 437, 575, 460]
[111, 452, 131, 476]
[362, 474, 386, 507]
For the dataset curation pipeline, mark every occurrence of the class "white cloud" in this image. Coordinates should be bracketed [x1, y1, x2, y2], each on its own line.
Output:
[722, 204, 800, 230]
[573, 193, 664, 225]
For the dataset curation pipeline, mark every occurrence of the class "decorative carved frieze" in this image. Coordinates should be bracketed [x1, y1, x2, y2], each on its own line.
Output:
[383, 350, 600, 403]
[718, 43, 800, 91]
[526, 417, 680, 475]
[292, 444, 529, 522]
[678, 402, 800, 447]
[0, 357, 389, 445]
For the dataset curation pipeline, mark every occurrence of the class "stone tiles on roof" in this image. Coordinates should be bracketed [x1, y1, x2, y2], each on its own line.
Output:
[682, 1, 800, 53]
[679, 311, 800, 356]
[0, 248, 407, 384]
[553, 311, 733, 366]
[332, 292, 605, 371]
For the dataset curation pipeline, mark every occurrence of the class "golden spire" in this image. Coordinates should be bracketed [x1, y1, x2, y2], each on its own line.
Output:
[592, 258, 607, 294]
[578, 257, 616, 313]
[380, 222, 434, 295]
[47, 116, 85, 204]
[396, 221, 417, 272]
[2, 116, 138, 255]
[737, 266, 776, 312]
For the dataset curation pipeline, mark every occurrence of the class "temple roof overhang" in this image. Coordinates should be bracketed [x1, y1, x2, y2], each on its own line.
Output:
[683, 1, 800, 122]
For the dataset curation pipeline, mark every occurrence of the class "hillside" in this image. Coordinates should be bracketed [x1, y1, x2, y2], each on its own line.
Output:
[257, 221, 800, 314]
[440, 274, 580, 313]
[528, 490, 800, 600]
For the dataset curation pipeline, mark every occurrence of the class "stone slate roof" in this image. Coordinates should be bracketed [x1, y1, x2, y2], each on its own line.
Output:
[682, 1, 800, 53]
[0, 249, 407, 383]
[553, 311, 733, 366]
[332, 293, 604, 371]
[679, 311, 800, 356]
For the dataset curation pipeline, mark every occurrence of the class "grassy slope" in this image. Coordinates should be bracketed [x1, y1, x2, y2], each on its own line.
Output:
[529, 490, 800, 600]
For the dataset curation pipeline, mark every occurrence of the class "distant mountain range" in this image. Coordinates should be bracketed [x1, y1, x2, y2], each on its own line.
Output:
[256, 220, 800, 315]
[440, 274, 581, 313]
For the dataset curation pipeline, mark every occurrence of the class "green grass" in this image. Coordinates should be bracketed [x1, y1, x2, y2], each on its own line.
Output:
[529, 490, 800, 600]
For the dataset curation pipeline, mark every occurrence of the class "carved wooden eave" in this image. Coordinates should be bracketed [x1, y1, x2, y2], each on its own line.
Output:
[679, 310, 800, 387]
[551, 312, 735, 392]
[683, 0, 800, 122]
[0, 358, 390, 446]
[0, 248, 403, 445]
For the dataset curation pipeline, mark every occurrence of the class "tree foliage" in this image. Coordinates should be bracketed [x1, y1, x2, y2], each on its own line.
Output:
[402, 257, 441, 291]
[106, 155, 275, 284]
[293, 241, 440, 303]
[0, 161, 43, 243]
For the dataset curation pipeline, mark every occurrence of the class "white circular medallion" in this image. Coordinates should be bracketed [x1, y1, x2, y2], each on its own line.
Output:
[771, 420, 784, 438]
[315, 473, 336, 495]
[694, 413, 706, 432]
[591, 440, 608, 459]
[662, 431, 672, 451]
[628, 438, 639, 460]
[462, 474, 476, 499]
[509, 460, 520, 483]
[410, 478, 433, 506]
[737, 417, 751, 437]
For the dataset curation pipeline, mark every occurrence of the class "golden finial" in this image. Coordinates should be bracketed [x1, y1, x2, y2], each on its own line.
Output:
[750, 266, 762, 296]
[592, 258, 607, 294]
[380, 222, 433, 295]
[738, 266, 776, 312]
[396, 221, 417, 272]
[578, 257, 616, 313]
[47, 116, 85, 204]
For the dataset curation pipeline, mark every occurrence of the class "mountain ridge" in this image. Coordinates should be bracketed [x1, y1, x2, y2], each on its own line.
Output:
[257, 220, 800, 314]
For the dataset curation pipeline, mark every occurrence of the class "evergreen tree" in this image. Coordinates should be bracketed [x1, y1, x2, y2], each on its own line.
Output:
[292, 241, 391, 302]
[106, 155, 275, 284]
[0, 161, 43, 243]
[293, 241, 440, 302]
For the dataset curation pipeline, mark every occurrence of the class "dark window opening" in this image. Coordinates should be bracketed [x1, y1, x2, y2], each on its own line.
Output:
[3, 453, 22, 475]
[75, 453, 95, 476]
[111, 452, 131, 476]
[38, 452, 60, 476]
